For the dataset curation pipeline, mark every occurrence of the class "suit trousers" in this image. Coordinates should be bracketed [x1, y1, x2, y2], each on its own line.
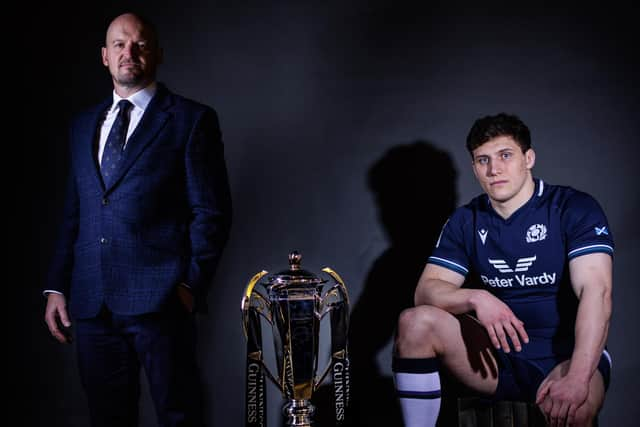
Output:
[75, 302, 204, 427]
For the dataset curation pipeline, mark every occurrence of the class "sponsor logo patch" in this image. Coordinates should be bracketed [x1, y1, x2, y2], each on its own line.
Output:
[489, 256, 537, 273]
[483, 255, 556, 288]
[481, 272, 557, 287]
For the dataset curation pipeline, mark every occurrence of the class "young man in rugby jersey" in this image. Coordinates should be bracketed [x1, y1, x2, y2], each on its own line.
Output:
[392, 113, 613, 427]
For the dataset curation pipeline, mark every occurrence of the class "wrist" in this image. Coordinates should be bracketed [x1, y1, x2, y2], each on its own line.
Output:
[468, 289, 488, 311]
[566, 366, 592, 385]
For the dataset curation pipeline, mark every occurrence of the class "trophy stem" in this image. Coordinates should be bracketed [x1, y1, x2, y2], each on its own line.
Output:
[283, 399, 315, 426]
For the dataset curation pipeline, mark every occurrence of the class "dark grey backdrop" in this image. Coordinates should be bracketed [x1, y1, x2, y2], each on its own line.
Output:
[21, 1, 639, 426]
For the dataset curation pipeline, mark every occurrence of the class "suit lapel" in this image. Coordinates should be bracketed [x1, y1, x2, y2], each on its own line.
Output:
[77, 99, 111, 191]
[104, 85, 173, 191]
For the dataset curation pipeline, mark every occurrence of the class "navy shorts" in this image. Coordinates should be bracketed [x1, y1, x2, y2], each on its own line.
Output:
[491, 350, 612, 402]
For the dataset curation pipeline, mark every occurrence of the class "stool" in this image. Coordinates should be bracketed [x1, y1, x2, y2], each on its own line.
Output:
[457, 397, 548, 427]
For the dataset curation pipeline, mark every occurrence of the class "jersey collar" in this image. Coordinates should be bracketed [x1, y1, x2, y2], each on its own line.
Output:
[486, 178, 544, 222]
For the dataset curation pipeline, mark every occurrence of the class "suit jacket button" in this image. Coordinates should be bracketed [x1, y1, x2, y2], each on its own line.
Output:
[100, 237, 107, 244]
[102, 198, 109, 206]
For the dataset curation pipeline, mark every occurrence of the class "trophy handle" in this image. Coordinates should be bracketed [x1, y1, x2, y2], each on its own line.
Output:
[241, 270, 283, 389]
[314, 267, 351, 387]
[318, 267, 350, 320]
[241, 270, 270, 336]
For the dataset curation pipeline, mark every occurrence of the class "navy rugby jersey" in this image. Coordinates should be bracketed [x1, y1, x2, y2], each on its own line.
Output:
[428, 178, 614, 358]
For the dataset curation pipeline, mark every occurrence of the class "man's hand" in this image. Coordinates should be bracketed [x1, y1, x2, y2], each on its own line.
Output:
[470, 290, 529, 353]
[536, 366, 590, 427]
[44, 293, 72, 344]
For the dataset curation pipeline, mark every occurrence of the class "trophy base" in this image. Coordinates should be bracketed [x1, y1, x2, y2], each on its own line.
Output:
[283, 399, 315, 426]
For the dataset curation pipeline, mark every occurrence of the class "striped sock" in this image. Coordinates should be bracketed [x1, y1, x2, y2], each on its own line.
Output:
[392, 357, 441, 427]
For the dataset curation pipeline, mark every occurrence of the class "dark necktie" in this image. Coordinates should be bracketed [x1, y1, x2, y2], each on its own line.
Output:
[101, 99, 133, 187]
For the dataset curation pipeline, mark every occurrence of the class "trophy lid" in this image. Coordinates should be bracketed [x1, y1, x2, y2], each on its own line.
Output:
[267, 251, 326, 288]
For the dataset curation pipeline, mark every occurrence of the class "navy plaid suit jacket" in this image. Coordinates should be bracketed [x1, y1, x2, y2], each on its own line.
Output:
[46, 83, 232, 318]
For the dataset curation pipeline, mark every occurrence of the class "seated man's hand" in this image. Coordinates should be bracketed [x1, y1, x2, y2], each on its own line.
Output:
[470, 290, 529, 353]
[536, 361, 590, 427]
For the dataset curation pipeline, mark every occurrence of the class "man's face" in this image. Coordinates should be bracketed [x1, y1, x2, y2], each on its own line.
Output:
[101, 14, 161, 91]
[471, 136, 535, 205]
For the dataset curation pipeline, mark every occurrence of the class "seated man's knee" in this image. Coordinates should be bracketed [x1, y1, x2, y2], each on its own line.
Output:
[573, 403, 598, 427]
[395, 306, 449, 356]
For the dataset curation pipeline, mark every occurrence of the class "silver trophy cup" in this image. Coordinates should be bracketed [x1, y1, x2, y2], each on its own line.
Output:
[241, 251, 350, 427]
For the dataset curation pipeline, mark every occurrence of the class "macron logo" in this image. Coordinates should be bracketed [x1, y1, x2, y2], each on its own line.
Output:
[478, 229, 488, 245]
[595, 226, 609, 236]
[488, 256, 537, 273]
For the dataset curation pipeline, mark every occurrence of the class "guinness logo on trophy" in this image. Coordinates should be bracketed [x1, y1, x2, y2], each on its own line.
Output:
[241, 251, 351, 427]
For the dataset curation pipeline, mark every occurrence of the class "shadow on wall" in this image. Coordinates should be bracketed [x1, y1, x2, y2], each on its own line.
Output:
[312, 141, 458, 426]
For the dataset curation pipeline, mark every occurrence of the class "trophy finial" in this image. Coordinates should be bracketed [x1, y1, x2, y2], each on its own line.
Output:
[289, 251, 302, 270]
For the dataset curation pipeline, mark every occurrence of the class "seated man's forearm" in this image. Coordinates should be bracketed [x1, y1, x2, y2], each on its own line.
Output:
[569, 285, 611, 382]
[415, 279, 480, 314]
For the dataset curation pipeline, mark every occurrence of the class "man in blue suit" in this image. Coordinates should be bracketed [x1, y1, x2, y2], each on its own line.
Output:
[43, 12, 232, 426]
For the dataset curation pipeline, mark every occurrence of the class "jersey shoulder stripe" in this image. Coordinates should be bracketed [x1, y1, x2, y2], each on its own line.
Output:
[568, 244, 614, 259]
[427, 256, 469, 275]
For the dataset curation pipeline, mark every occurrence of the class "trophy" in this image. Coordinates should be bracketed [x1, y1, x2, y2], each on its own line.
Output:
[241, 251, 350, 427]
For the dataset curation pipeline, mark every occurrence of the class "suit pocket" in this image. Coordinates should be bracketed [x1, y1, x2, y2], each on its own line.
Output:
[139, 223, 188, 253]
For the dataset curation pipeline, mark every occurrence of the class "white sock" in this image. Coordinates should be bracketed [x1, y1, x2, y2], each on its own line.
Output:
[393, 357, 441, 427]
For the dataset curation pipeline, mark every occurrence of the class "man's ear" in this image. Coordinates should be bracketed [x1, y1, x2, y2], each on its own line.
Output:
[525, 148, 536, 170]
[101, 47, 109, 67]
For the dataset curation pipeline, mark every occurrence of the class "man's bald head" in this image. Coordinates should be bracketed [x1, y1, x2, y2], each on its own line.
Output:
[101, 12, 162, 96]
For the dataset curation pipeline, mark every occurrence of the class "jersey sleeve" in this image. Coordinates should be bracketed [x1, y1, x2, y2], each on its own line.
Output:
[562, 191, 614, 260]
[427, 208, 471, 276]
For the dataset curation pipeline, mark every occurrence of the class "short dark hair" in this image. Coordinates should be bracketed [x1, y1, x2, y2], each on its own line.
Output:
[466, 113, 531, 155]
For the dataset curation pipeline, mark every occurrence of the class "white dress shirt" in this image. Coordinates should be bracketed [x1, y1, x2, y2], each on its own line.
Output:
[97, 83, 157, 165]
